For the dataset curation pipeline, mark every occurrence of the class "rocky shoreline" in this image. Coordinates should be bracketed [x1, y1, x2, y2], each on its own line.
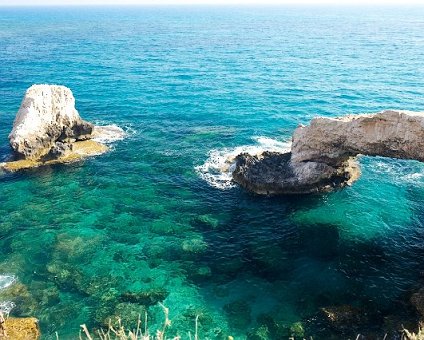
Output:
[233, 110, 424, 195]
[1, 84, 124, 172]
[0, 314, 40, 340]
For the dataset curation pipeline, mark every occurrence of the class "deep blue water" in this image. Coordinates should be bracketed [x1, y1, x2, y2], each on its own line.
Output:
[1, 5, 424, 339]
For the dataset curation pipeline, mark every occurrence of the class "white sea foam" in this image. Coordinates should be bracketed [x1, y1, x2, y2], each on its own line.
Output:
[92, 124, 127, 143]
[0, 301, 15, 316]
[195, 136, 291, 189]
[370, 160, 424, 185]
[0, 275, 16, 315]
[0, 275, 16, 290]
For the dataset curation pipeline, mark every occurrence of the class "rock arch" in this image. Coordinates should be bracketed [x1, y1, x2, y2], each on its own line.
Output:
[232, 110, 424, 195]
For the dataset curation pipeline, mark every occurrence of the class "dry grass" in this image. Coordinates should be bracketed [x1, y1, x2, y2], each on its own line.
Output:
[79, 303, 197, 340]
[402, 323, 424, 340]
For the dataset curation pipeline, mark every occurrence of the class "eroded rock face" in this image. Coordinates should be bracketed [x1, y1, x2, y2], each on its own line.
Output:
[1, 317, 40, 340]
[1, 85, 125, 172]
[9, 84, 94, 160]
[233, 152, 359, 195]
[291, 110, 424, 166]
[233, 110, 424, 195]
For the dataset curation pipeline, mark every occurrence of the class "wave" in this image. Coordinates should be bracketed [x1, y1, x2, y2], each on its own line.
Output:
[92, 124, 127, 143]
[0, 275, 16, 315]
[0, 275, 16, 290]
[195, 136, 291, 190]
[368, 159, 424, 185]
[92, 122, 138, 144]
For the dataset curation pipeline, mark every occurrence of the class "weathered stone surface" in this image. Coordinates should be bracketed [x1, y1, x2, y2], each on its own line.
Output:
[9, 84, 93, 160]
[1, 140, 108, 172]
[291, 110, 424, 166]
[1, 316, 40, 340]
[233, 110, 424, 195]
[1, 85, 125, 172]
[119, 288, 169, 306]
[233, 151, 359, 195]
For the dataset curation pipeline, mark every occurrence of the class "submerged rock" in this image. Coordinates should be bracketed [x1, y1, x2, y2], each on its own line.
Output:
[119, 288, 169, 306]
[318, 305, 369, 334]
[289, 321, 305, 338]
[2, 84, 124, 172]
[246, 325, 270, 340]
[223, 300, 252, 330]
[291, 110, 424, 166]
[233, 110, 424, 195]
[181, 237, 208, 254]
[0, 282, 38, 316]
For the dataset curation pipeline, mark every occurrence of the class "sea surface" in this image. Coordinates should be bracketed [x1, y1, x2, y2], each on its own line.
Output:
[1, 5, 424, 339]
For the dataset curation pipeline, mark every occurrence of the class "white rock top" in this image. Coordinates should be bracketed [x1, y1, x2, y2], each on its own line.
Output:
[9, 84, 93, 159]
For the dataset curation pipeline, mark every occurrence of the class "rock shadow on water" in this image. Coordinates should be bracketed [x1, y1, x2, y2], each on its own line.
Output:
[185, 192, 424, 338]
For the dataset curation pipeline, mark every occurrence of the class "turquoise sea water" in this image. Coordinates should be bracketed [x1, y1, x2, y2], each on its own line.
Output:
[1, 5, 424, 339]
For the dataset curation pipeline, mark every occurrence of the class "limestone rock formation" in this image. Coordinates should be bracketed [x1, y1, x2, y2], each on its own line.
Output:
[233, 110, 424, 195]
[1, 84, 124, 172]
[291, 110, 424, 165]
[233, 152, 359, 195]
[1, 316, 40, 340]
[9, 84, 93, 160]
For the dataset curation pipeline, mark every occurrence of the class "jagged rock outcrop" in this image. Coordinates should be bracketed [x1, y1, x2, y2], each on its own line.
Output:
[9, 85, 94, 160]
[233, 110, 424, 195]
[233, 152, 359, 195]
[291, 110, 424, 165]
[1, 84, 124, 172]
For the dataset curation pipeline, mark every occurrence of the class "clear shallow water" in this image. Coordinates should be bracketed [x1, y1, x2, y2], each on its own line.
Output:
[0, 5, 424, 339]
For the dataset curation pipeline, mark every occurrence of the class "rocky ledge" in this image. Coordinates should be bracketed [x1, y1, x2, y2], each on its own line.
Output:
[1, 84, 124, 172]
[233, 110, 424, 195]
[0, 315, 40, 340]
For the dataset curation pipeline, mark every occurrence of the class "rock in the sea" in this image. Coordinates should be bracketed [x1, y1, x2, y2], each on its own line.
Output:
[1, 316, 40, 340]
[291, 110, 424, 165]
[119, 288, 169, 306]
[233, 151, 359, 195]
[9, 84, 93, 160]
[233, 110, 424, 195]
[223, 299, 252, 330]
[1, 84, 125, 172]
